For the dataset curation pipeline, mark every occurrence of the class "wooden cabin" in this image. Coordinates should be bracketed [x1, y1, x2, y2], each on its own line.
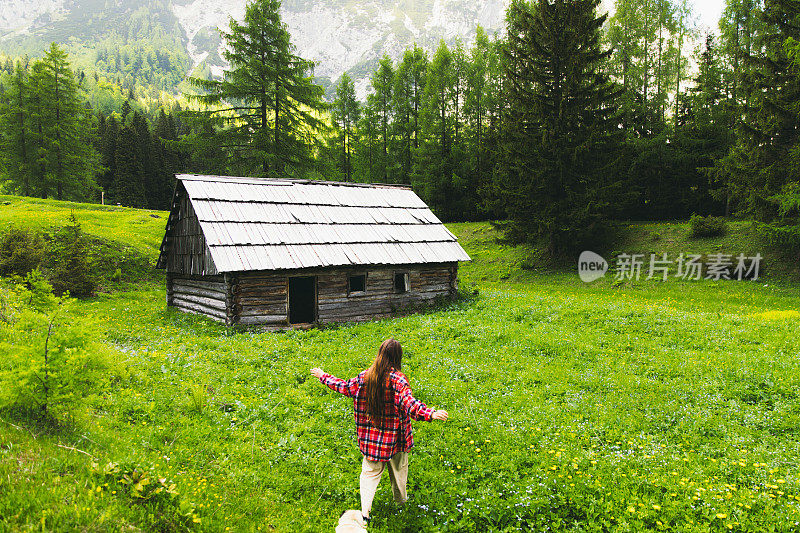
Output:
[156, 174, 471, 327]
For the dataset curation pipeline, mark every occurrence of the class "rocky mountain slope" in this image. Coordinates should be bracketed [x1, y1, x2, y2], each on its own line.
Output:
[0, 0, 510, 98]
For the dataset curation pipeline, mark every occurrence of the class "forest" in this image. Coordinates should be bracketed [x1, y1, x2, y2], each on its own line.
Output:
[0, 0, 798, 255]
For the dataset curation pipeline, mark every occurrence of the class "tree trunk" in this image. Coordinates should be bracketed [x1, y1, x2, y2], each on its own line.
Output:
[54, 61, 64, 201]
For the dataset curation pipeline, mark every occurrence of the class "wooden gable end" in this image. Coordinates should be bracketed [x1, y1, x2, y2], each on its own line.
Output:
[159, 184, 218, 276]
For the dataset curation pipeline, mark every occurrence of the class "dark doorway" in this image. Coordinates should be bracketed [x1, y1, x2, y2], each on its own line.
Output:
[289, 276, 316, 324]
[394, 272, 409, 293]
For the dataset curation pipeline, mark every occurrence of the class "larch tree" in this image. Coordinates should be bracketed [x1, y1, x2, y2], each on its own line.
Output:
[370, 55, 394, 182]
[332, 73, 360, 182]
[414, 40, 456, 219]
[188, 0, 325, 177]
[28, 44, 99, 201]
[392, 59, 415, 185]
[0, 60, 34, 196]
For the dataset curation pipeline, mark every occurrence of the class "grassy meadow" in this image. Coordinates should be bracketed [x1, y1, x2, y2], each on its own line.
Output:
[2, 197, 800, 532]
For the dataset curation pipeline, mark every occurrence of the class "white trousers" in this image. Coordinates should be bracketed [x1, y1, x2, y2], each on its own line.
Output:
[359, 452, 408, 517]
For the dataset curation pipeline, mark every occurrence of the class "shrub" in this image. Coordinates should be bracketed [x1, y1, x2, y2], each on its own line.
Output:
[758, 182, 800, 257]
[43, 213, 97, 297]
[0, 277, 113, 421]
[0, 225, 45, 276]
[689, 214, 727, 238]
[0, 216, 153, 292]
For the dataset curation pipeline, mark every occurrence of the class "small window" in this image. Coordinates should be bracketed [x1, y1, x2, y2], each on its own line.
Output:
[348, 274, 366, 294]
[394, 272, 409, 293]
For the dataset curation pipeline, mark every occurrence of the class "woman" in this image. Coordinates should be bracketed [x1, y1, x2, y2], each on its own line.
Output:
[311, 338, 448, 525]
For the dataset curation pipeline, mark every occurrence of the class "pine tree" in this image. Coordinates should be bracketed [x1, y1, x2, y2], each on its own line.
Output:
[371, 56, 394, 182]
[0, 61, 34, 196]
[712, 0, 800, 220]
[496, 0, 623, 253]
[112, 124, 147, 208]
[188, 0, 326, 177]
[332, 73, 360, 182]
[414, 41, 456, 219]
[34, 43, 99, 201]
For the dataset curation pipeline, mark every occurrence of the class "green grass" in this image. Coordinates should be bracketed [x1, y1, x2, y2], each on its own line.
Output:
[0, 194, 167, 260]
[2, 199, 800, 531]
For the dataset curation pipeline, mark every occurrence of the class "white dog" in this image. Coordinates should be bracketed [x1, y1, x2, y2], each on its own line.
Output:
[335, 510, 367, 533]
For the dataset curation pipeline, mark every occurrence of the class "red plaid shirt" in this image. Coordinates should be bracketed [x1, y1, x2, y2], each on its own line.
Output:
[320, 369, 435, 462]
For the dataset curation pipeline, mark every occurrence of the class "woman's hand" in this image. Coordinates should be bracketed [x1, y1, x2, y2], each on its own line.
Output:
[431, 410, 449, 422]
[310, 367, 325, 379]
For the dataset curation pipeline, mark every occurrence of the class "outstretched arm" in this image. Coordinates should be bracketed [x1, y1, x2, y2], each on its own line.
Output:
[311, 367, 360, 398]
[395, 385, 448, 422]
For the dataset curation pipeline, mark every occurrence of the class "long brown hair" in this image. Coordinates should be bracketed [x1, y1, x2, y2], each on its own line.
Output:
[363, 338, 403, 429]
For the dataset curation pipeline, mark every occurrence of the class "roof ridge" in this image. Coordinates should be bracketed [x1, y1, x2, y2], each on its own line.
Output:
[176, 174, 413, 191]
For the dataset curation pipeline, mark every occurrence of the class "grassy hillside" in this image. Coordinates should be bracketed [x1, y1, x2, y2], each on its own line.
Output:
[0, 195, 167, 260]
[2, 197, 800, 532]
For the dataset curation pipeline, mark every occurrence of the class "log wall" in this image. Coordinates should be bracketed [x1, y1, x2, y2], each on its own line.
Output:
[226, 263, 458, 327]
[166, 263, 458, 327]
[166, 274, 228, 323]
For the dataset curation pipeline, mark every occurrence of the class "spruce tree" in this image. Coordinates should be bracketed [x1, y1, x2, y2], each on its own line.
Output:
[112, 124, 147, 208]
[188, 0, 326, 177]
[496, 0, 622, 254]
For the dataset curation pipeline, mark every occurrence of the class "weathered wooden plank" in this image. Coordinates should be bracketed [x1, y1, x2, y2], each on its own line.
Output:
[237, 278, 286, 288]
[171, 295, 228, 313]
[237, 315, 289, 326]
[174, 278, 227, 293]
[317, 296, 448, 314]
[171, 299, 228, 320]
[239, 298, 287, 308]
[239, 307, 287, 318]
[316, 287, 451, 305]
[238, 298, 288, 308]
[171, 294, 228, 312]
[171, 284, 228, 301]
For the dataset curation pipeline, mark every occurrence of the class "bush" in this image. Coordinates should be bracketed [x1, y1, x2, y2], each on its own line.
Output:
[758, 221, 800, 257]
[0, 225, 45, 276]
[689, 214, 727, 238]
[43, 213, 97, 297]
[0, 216, 154, 293]
[758, 182, 800, 257]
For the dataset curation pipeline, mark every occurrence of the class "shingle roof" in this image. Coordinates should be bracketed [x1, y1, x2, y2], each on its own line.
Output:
[158, 174, 470, 273]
